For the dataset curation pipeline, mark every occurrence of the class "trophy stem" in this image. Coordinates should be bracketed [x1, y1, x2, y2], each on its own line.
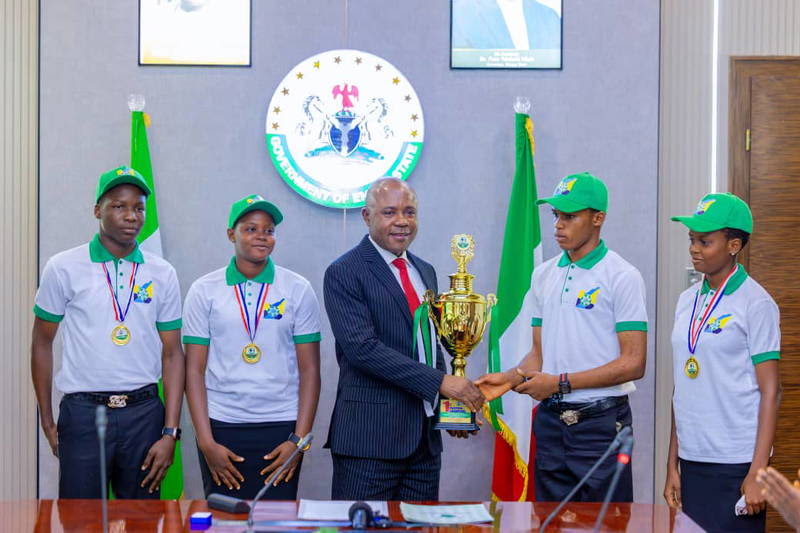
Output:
[452, 355, 467, 378]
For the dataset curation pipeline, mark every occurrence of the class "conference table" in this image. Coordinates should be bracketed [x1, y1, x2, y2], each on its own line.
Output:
[3, 499, 703, 532]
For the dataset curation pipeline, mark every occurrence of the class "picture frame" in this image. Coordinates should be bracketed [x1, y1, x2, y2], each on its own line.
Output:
[450, 0, 563, 70]
[139, 0, 252, 67]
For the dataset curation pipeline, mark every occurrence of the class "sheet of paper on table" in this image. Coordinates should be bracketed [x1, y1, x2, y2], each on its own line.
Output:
[400, 502, 493, 524]
[296, 499, 389, 520]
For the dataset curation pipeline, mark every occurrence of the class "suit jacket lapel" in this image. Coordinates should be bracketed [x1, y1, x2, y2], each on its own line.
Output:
[407, 252, 435, 293]
[358, 236, 413, 327]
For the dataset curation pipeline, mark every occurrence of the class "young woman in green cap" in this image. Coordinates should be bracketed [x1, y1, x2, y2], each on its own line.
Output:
[665, 192, 781, 533]
[183, 194, 321, 499]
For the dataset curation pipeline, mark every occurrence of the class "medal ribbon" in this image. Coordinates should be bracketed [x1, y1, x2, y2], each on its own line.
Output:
[686, 265, 738, 354]
[233, 282, 269, 344]
[411, 301, 434, 368]
[101, 262, 139, 323]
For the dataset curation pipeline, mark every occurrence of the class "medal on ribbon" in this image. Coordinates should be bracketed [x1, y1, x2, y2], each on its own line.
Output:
[102, 262, 139, 346]
[234, 281, 269, 364]
[685, 265, 738, 378]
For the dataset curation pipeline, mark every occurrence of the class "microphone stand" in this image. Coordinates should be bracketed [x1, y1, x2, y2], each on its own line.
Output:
[592, 435, 634, 533]
[539, 426, 632, 532]
[246, 433, 313, 532]
[96, 405, 109, 533]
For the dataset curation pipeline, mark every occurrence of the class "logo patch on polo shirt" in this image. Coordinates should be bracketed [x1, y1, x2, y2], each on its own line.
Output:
[695, 199, 716, 215]
[133, 281, 153, 303]
[575, 287, 600, 309]
[263, 298, 286, 319]
[555, 177, 577, 196]
[705, 313, 733, 334]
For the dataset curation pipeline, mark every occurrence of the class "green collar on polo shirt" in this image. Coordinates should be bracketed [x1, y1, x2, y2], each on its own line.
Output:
[557, 240, 608, 269]
[89, 234, 144, 264]
[700, 263, 749, 295]
[225, 256, 275, 285]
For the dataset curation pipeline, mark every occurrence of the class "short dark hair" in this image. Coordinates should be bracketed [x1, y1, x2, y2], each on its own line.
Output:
[725, 227, 750, 249]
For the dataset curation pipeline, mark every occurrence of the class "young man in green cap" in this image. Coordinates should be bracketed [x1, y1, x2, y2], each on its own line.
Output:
[477, 172, 648, 502]
[665, 192, 779, 533]
[31, 166, 185, 498]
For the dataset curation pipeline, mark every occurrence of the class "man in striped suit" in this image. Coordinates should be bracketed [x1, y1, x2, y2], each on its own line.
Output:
[324, 178, 485, 500]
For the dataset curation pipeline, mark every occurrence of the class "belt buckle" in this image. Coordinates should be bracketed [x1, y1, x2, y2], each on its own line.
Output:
[560, 409, 579, 426]
[107, 395, 128, 408]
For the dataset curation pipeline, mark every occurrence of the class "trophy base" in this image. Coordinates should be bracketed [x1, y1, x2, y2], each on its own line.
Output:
[433, 398, 480, 432]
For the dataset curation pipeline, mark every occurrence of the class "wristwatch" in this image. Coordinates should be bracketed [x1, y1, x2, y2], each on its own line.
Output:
[288, 432, 311, 452]
[162, 427, 182, 440]
[558, 373, 572, 395]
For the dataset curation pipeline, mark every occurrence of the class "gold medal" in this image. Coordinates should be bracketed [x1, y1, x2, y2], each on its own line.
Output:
[111, 324, 131, 346]
[242, 343, 262, 364]
[684, 356, 699, 378]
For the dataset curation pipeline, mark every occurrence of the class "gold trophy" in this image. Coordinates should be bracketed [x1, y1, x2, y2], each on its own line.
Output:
[424, 234, 496, 431]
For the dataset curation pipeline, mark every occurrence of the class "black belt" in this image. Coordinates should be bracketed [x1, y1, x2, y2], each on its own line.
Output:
[541, 395, 628, 426]
[64, 383, 158, 409]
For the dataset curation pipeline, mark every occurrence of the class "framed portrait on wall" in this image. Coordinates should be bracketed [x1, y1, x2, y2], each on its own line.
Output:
[139, 0, 251, 66]
[450, 0, 563, 69]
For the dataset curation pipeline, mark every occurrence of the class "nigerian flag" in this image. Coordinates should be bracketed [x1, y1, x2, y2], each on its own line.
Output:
[132, 109, 184, 499]
[486, 112, 542, 501]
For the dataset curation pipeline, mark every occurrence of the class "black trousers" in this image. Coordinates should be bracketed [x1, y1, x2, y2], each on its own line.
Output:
[331, 430, 441, 501]
[57, 385, 164, 499]
[533, 398, 633, 502]
[680, 459, 765, 533]
[198, 419, 299, 500]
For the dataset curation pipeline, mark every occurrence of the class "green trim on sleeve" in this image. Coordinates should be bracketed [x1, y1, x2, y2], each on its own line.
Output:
[751, 351, 780, 365]
[530, 317, 543, 327]
[33, 304, 64, 323]
[615, 321, 648, 332]
[182, 335, 210, 346]
[293, 332, 321, 344]
[156, 318, 182, 331]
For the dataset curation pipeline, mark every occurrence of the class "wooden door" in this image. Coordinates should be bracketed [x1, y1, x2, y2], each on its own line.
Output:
[730, 57, 800, 532]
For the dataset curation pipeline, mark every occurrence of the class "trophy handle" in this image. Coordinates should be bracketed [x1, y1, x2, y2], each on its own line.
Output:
[478, 293, 498, 338]
[423, 290, 442, 335]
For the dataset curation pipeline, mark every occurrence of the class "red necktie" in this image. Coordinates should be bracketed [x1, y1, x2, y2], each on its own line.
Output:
[392, 257, 421, 315]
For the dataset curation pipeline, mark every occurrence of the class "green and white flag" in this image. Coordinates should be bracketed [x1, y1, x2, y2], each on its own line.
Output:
[131, 109, 184, 499]
[487, 112, 542, 501]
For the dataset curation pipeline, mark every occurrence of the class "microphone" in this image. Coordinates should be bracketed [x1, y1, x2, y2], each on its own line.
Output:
[95, 406, 109, 533]
[348, 501, 374, 530]
[539, 425, 632, 532]
[592, 434, 634, 533]
[246, 433, 313, 531]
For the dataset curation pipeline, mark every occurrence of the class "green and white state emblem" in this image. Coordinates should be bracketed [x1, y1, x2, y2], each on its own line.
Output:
[265, 49, 424, 208]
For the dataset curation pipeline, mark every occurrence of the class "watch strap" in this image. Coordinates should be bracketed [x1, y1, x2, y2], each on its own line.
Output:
[162, 427, 181, 440]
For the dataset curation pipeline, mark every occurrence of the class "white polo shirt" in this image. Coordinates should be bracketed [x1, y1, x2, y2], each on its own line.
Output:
[671, 265, 780, 463]
[531, 241, 648, 402]
[33, 234, 182, 394]
[182, 257, 321, 423]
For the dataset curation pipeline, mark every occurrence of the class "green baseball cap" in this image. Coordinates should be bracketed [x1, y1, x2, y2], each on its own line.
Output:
[536, 172, 608, 213]
[95, 165, 152, 203]
[671, 192, 753, 233]
[228, 194, 284, 228]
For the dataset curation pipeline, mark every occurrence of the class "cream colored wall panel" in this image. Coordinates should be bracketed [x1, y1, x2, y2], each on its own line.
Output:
[716, 0, 800, 188]
[656, 0, 715, 504]
[0, 0, 39, 500]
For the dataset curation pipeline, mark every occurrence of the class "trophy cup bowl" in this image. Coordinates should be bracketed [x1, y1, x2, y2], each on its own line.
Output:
[424, 234, 496, 432]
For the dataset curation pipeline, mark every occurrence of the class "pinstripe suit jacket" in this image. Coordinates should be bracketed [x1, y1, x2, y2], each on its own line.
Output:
[323, 235, 446, 459]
